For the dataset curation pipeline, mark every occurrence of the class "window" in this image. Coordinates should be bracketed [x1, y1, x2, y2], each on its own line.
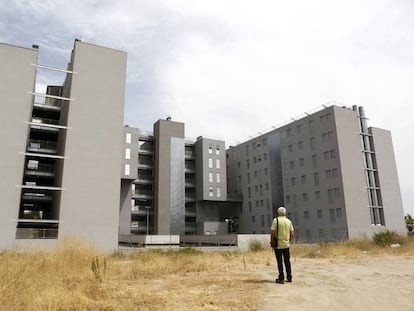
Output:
[312, 155, 318, 168]
[300, 158, 304, 167]
[248, 187, 251, 198]
[324, 151, 329, 160]
[125, 148, 131, 160]
[315, 190, 321, 200]
[247, 173, 250, 183]
[252, 216, 255, 223]
[328, 189, 334, 204]
[332, 168, 338, 177]
[263, 153, 268, 160]
[302, 193, 308, 202]
[208, 146, 213, 154]
[298, 141, 303, 150]
[245, 145, 249, 156]
[264, 168, 268, 175]
[208, 158, 213, 168]
[255, 185, 258, 193]
[209, 187, 214, 197]
[308, 120, 314, 133]
[291, 177, 296, 186]
[248, 201, 252, 212]
[301, 175, 306, 184]
[317, 209, 322, 219]
[314, 172, 319, 186]
[216, 173, 221, 183]
[336, 208, 342, 217]
[216, 159, 221, 169]
[326, 169, 332, 178]
[209, 172, 213, 183]
[304, 211, 309, 220]
[289, 161, 294, 169]
[288, 144, 293, 152]
[124, 164, 130, 176]
[126, 132, 131, 144]
[287, 128, 292, 136]
[330, 149, 336, 158]
[265, 183, 269, 190]
[310, 137, 316, 150]
[330, 209, 336, 223]
[297, 124, 302, 133]
[217, 187, 221, 198]
[216, 147, 220, 155]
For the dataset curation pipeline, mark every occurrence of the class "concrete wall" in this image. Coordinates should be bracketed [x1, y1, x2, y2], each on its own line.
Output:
[0, 43, 38, 249]
[153, 119, 185, 235]
[195, 138, 227, 201]
[58, 41, 127, 252]
[369, 127, 406, 235]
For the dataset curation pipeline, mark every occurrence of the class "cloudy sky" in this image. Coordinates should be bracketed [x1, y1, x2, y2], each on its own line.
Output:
[2, 0, 413, 215]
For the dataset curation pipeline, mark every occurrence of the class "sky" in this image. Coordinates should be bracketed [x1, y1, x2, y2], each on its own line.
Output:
[1, 0, 413, 216]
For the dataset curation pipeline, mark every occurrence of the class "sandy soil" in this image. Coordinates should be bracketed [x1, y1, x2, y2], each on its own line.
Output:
[258, 255, 414, 311]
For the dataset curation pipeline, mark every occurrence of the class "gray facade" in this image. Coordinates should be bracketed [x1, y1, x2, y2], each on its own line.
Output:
[226, 105, 406, 241]
[0, 43, 38, 249]
[0, 40, 127, 252]
[1, 40, 405, 249]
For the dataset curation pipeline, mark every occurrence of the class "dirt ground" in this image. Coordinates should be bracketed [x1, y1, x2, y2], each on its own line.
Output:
[258, 255, 414, 311]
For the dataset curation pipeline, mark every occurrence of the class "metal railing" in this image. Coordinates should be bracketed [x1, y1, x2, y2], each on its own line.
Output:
[15, 228, 58, 239]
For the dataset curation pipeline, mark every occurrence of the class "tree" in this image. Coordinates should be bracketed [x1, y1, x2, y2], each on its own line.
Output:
[405, 214, 414, 234]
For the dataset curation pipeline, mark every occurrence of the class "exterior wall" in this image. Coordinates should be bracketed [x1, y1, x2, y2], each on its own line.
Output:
[121, 127, 139, 179]
[369, 127, 406, 234]
[153, 119, 185, 235]
[0, 43, 38, 249]
[58, 41, 127, 252]
[226, 105, 405, 242]
[332, 106, 370, 239]
[279, 107, 347, 242]
[226, 134, 276, 234]
[195, 138, 227, 201]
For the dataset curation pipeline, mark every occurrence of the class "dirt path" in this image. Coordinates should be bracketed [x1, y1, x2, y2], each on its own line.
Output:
[257, 256, 414, 311]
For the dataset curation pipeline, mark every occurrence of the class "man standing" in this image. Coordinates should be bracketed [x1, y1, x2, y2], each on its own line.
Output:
[270, 206, 294, 284]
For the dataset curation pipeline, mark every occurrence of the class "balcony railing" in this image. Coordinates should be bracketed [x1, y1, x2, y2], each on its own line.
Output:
[132, 206, 152, 214]
[31, 117, 60, 126]
[27, 140, 57, 154]
[15, 228, 58, 239]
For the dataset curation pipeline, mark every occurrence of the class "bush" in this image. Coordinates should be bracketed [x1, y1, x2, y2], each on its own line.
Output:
[373, 230, 404, 247]
[248, 239, 265, 252]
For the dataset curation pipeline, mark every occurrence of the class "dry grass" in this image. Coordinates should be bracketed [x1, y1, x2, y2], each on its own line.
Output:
[1, 235, 413, 311]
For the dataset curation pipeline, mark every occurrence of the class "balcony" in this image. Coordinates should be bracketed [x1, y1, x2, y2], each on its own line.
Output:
[25, 163, 55, 178]
[22, 192, 53, 202]
[136, 172, 153, 184]
[27, 139, 57, 154]
[185, 150, 195, 159]
[15, 228, 58, 239]
[132, 189, 153, 199]
[33, 98, 62, 111]
[131, 205, 152, 215]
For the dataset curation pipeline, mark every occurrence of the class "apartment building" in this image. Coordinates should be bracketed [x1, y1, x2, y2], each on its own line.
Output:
[119, 120, 237, 240]
[0, 40, 127, 252]
[226, 105, 406, 241]
[0, 39, 406, 250]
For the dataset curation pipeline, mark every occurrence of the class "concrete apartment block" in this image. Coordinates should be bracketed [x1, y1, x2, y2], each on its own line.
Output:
[58, 41, 127, 252]
[226, 105, 406, 241]
[153, 119, 185, 235]
[369, 127, 406, 234]
[0, 43, 38, 249]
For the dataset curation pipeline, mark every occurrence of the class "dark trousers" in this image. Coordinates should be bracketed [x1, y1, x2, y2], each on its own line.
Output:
[274, 248, 292, 281]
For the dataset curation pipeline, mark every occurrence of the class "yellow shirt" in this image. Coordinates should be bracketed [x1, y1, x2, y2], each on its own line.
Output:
[271, 216, 294, 249]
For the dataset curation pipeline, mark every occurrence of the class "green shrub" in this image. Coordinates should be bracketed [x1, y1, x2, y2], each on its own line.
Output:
[373, 230, 404, 247]
[248, 239, 264, 252]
